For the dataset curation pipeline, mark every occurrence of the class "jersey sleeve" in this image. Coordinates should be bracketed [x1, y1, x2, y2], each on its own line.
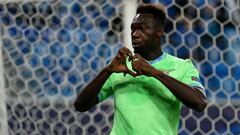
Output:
[181, 59, 206, 95]
[97, 77, 113, 102]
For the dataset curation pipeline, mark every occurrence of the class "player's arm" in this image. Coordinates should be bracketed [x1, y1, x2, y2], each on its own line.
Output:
[74, 67, 112, 112]
[74, 47, 136, 112]
[151, 71, 207, 112]
[131, 54, 207, 112]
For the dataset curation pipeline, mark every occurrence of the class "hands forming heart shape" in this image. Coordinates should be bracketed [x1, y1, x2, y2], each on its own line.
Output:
[106, 47, 156, 77]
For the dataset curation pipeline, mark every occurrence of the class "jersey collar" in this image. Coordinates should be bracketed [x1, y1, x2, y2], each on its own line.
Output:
[148, 52, 166, 64]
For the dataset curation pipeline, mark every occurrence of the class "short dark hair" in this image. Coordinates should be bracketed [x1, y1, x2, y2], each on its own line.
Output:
[136, 3, 166, 28]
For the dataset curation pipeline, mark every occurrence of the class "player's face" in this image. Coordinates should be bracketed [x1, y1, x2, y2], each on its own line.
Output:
[131, 13, 161, 55]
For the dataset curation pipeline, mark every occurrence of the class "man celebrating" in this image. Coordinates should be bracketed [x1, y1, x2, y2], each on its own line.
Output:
[74, 3, 207, 135]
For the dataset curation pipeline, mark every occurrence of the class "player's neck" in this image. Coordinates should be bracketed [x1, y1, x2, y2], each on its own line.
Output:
[145, 47, 163, 61]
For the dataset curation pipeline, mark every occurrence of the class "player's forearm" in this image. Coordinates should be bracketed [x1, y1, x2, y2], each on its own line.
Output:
[151, 70, 207, 112]
[74, 66, 112, 112]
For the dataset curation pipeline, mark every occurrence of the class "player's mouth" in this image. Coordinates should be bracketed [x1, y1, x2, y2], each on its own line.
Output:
[132, 42, 141, 48]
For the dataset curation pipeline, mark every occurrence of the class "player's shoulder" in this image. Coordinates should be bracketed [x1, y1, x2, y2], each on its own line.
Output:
[164, 53, 195, 70]
[165, 53, 189, 64]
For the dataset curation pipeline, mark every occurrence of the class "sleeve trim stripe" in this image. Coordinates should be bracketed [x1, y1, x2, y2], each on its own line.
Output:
[189, 83, 206, 96]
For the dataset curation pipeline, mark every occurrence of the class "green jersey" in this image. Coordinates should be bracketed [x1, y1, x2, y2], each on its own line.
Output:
[98, 52, 205, 135]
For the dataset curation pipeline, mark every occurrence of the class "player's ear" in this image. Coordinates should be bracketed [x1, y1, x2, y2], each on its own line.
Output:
[156, 27, 164, 37]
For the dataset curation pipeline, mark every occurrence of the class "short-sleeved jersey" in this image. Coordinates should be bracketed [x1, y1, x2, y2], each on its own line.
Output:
[98, 52, 205, 135]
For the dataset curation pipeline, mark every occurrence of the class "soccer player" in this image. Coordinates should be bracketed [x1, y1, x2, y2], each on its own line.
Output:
[74, 3, 207, 135]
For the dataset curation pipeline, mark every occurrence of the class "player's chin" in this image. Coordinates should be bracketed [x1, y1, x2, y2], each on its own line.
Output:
[133, 48, 145, 55]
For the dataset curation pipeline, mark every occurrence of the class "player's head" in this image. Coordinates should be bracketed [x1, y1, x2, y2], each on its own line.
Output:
[131, 3, 166, 56]
[136, 3, 166, 28]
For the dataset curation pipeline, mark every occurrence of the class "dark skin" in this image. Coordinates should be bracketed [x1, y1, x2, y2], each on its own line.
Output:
[74, 13, 207, 112]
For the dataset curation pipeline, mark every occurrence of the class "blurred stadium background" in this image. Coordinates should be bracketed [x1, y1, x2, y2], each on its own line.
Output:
[0, 0, 240, 134]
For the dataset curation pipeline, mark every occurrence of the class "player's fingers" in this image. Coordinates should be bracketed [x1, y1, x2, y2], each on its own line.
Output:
[132, 64, 142, 74]
[118, 48, 125, 56]
[119, 48, 128, 58]
[132, 54, 137, 59]
[116, 54, 121, 59]
[126, 70, 138, 77]
[122, 47, 132, 57]
[121, 48, 133, 61]
[122, 47, 131, 52]
[131, 55, 137, 62]
[116, 50, 128, 62]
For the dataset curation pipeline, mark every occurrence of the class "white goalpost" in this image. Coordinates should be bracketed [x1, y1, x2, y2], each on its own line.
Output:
[123, 0, 137, 52]
[0, 36, 8, 135]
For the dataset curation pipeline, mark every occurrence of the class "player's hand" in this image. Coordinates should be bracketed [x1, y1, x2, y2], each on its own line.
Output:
[106, 47, 137, 77]
[131, 54, 156, 77]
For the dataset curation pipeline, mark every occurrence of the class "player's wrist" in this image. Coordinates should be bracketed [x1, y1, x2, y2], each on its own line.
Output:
[104, 65, 114, 74]
[151, 69, 165, 78]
